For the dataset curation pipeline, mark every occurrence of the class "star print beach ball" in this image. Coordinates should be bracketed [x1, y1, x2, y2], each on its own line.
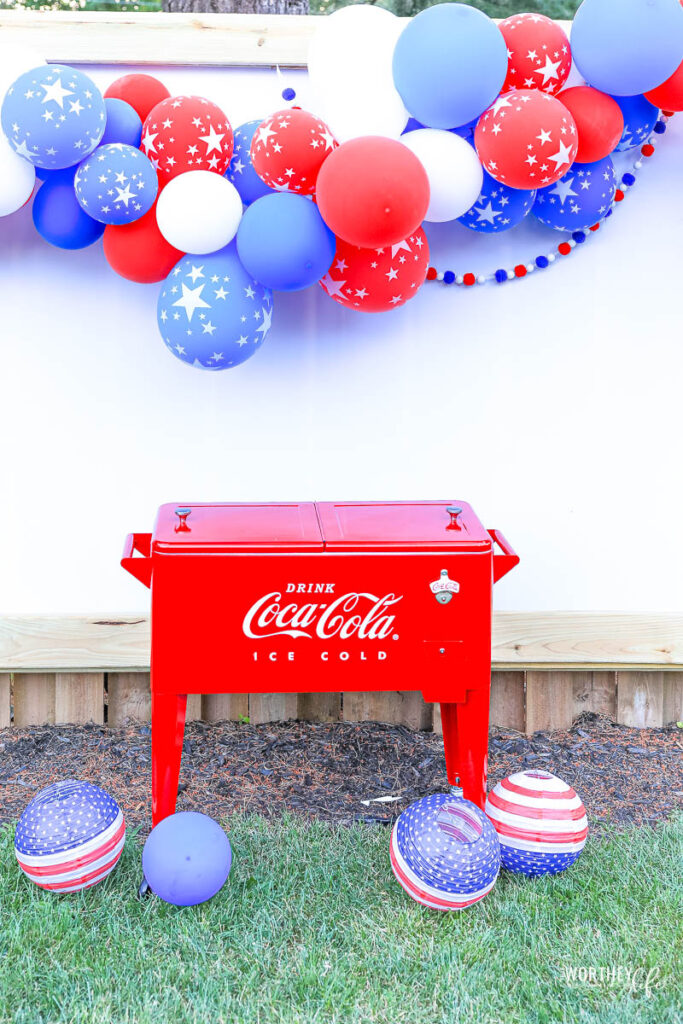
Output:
[74, 143, 158, 225]
[14, 780, 125, 892]
[533, 155, 616, 231]
[485, 769, 588, 877]
[458, 168, 535, 233]
[390, 793, 500, 910]
[157, 243, 273, 370]
[1, 64, 106, 170]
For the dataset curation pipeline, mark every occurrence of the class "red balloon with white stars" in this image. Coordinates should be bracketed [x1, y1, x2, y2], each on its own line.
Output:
[250, 107, 336, 196]
[475, 90, 578, 191]
[319, 229, 429, 314]
[141, 95, 234, 185]
[499, 13, 572, 96]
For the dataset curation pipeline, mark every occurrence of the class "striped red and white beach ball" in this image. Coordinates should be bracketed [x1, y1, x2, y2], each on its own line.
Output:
[485, 770, 588, 876]
[390, 793, 500, 910]
[15, 780, 126, 893]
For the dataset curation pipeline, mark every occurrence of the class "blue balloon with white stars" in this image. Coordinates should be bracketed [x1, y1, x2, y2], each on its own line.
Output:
[1, 63, 105, 170]
[157, 243, 274, 371]
[225, 119, 272, 206]
[458, 168, 535, 233]
[612, 93, 659, 152]
[74, 143, 158, 225]
[532, 156, 616, 232]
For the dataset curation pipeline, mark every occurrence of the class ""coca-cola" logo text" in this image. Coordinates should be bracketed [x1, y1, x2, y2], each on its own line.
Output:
[243, 591, 402, 640]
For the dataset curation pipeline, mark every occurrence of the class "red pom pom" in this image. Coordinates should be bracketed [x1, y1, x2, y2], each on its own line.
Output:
[589, 223, 600, 231]
[141, 96, 233, 186]
[614, 189, 625, 202]
[463, 273, 476, 286]
[557, 86, 623, 163]
[426, 266, 438, 281]
[475, 90, 578, 190]
[641, 143, 655, 157]
[514, 264, 527, 277]
[319, 230, 429, 313]
[103, 202, 184, 284]
[104, 74, 170, 123]
[250, 108, 337, 196]
[499, 13, 571, 96]
[558, 242, 571, 255]
[316, 137, 430, 249]
[645, 59, 683, 112]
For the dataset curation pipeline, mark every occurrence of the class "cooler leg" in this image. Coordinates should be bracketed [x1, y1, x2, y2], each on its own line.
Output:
[151, 692, 188, 827]
[453, 687, 491, 810]
[439, 702, 461, 790]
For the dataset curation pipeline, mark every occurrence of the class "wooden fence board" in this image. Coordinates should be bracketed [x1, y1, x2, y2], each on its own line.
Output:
[343, 691, 432, 731]
[663, 672, 683, 725]
[202, 693, 249, 722]
[55, 673, 104, 725]
[525, 671, 581, 734]
[297, 692, 341, 723]
[0, 674, 10, 729]
[186, 694, 203, 721]
[248, 692, 298, 724]
[108, 672, 151, 725]
[572, 671, 617, 720]
[13, 673, 55, 726]
[617, 672, 664, 728]
[490, 672, 525, 731]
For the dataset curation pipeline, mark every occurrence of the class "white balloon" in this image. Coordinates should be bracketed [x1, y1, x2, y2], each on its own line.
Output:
[156, 171, 243, 256]
[0, 132, 35, 217]
[308, 5, 408, 142]
[401, 130, 484, 223]
[0, 42, 46, 98]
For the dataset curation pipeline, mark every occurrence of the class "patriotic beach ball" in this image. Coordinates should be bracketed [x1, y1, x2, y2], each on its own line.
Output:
[15, 780, 125, 893]
[390, 793, 500, 911]
[485, 769, 588, 877]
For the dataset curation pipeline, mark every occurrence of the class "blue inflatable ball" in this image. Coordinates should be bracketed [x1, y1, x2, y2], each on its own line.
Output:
[101, 97, 143, 148]
[33, 170, 105, 249]
[1, 63, 106, 170]
[157, 242, 274, 370]
[458, 169, 535, 234]
[571, 0, 683, 97]
[533, 155, 616, 232]
[142, 811, 232, 907]
[392, 4, 508, 129]
[613, 93, 659, 151]
[236, 192, 336, 292]
[225, 119, 271, 206]
[74, 143, 157, 225]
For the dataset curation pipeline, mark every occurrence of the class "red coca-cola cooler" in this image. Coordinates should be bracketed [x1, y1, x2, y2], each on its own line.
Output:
[122, 500, 519, 824]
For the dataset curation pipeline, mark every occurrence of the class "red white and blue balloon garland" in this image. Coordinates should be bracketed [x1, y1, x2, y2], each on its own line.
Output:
[1, 0, 682, 371]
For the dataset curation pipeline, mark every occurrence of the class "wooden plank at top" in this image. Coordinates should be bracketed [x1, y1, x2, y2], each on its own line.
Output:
[0, 11, 573, 69]
[2, 613, 683, 673]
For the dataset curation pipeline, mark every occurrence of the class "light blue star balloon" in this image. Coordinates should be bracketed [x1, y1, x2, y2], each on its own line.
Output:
[458, 168, 535, 233]
[612, 93, 659, 151]
[157, 243, 274, 371]
[74, 143, 158, 225]
[532, 156, 616, 232]
[225, 120, 271, 206]
[1, 63, 106, 170]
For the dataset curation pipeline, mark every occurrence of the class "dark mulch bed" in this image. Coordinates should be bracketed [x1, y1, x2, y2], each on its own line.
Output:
[0, 713, 681, 836]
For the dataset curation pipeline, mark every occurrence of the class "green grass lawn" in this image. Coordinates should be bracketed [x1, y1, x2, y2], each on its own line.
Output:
[1, 815, 681, 1024]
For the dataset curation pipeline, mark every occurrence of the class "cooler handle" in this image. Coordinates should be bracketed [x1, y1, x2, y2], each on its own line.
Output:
[121, 533, 153, 588]
[488, 529, 519, 583]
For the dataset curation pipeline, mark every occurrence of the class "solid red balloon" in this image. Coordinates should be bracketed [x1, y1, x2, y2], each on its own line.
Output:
[104, 74, 170, 123]
[499, 13, 572, 96]
[645, 59, 683, 111]
[103, 202, 184, 284]
[250, 108, 337, 196]
[475, 90, 578, 190]
[315, 138, 430, 249]
[141, 96, 234, 185]
[319, 229, 429, 313]
[557, 86, 624, 163]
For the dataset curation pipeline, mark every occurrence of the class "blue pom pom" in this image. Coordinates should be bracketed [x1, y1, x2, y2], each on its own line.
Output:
[572, 231, 586, 243]
[535, 256, 549, 269]
[654, 120, 667, 134]
[443, 270, 456, 284]
[495, 268, 508, 283]
[621, 172, 636, 187]
[281, 87, 296, 102]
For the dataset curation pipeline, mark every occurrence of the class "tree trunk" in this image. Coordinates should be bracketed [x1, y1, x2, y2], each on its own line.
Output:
[162, 0, 309, 12]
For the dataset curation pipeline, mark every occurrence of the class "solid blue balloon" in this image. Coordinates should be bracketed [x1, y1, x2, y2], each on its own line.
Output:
[142, 812, 232, 907]
[613, 93, 659, 151]
[392, 4, 508, 128]
[532, 156, 616, 232]
[571, 0, 683, 96]
[403, 115, 476, 142]
[1, 63, 106, 170]
[225, 120, 272, 206]
[74, 143, 157, 225]
[101, 97, 143, 148]
[458, 170, 535, 234]
[32, 171, 105, 250]
[236, 193, 335, 292]
[157, 243, 274, 371]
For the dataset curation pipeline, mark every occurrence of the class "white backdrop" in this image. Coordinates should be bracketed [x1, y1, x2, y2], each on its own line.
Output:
[2, 64, 682, 615]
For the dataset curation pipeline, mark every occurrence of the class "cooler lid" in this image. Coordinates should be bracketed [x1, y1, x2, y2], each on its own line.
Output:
[316, 501, 492, 551]
[152, 502, 324, 552]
